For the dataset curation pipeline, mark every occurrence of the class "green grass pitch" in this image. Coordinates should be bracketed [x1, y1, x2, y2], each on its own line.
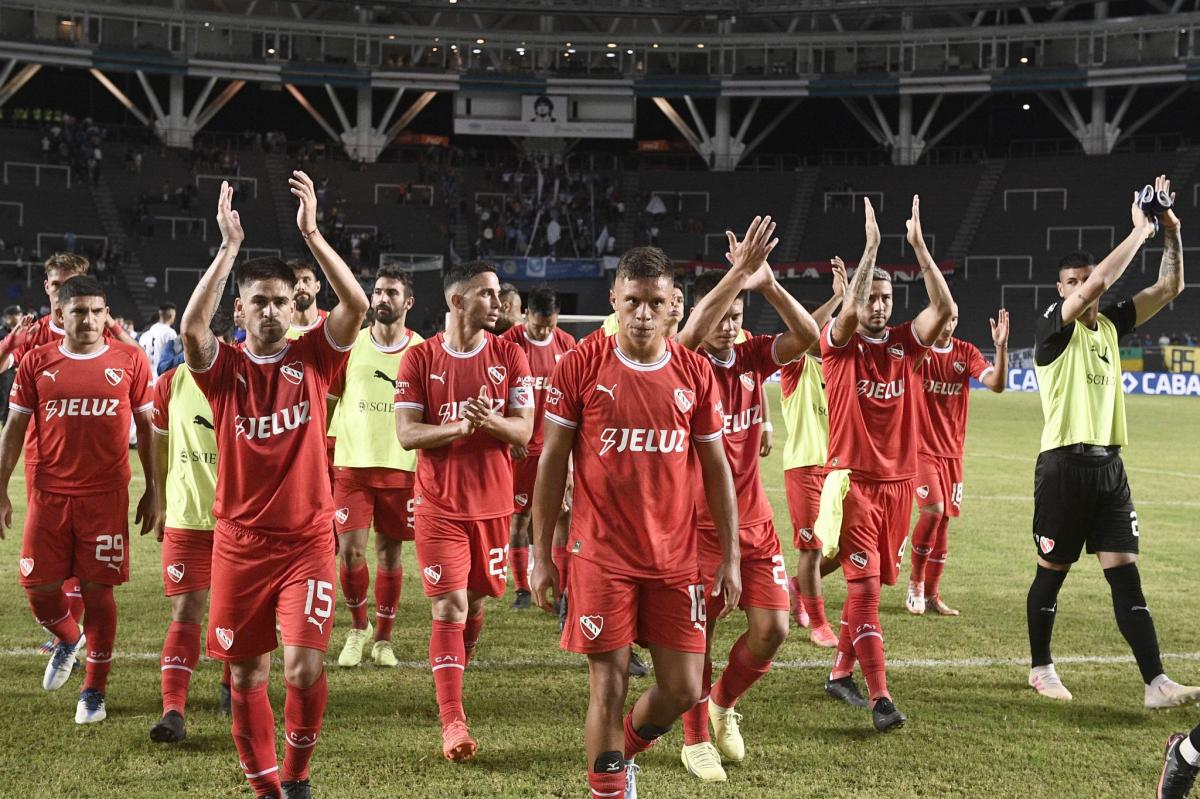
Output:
[1, 389, 1197, 798]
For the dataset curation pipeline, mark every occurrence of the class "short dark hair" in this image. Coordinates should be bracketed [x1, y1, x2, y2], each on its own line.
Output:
[287, 259, 318, 279]
[534, 95, 553, 110]
[3, 305, 21, 316]
[499, 282, 519, 299]
[615, 246, 673, 282]
[57, 274, 105, 305]
[691, 270, 741, 304]
[44, 252, 89, 277]
[236, 256, 297, 291]
[850, 266, 892, 283]
[376, 264, 414, 299]
[527, 286, 559, 316]
[210, 307, 235, 340]
[159, 301, 176, 313]
[1058, 251, 1095, 272]
[443, 260, 497, 293]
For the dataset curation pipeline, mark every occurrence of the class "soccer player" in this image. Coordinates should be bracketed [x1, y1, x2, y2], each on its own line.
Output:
[904, 304, 1008, 617]
[677, 251, 820, 782]
[139, 302, 179, 377]
[492, 282, 523, 334]
[586, 281, 685, 345]
[820, 196, 953, 731]
[1026, 175, 1195, 708]
[499, 286, 576, 610]
[327, 265, 424, 668]
[148, 308, 237, 742]
[530, 238, 761, 799]
[180, 176, 368, 799]
[782, 258, 846, 648]
[394, 261, 534, 761]
[0, 275, 158, 724]
[287, 261, 328, 339]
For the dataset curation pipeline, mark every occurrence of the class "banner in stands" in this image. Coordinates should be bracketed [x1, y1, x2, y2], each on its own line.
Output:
[454, 93, 635, 139]
[675, 259, 955, 281]
[986, 368, 1200, 397]
[495, 257, 606, 280]
[1162, 346, 1200, 374]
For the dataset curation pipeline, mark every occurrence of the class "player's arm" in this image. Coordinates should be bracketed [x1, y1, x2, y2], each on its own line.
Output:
[530, 420, 574, 612]
[981, 309, 1010, 393]
[463, 386, 533, 447]
[811, 258, 848, 333]
[0, 313, 34, 373]
[289, 170, 368, 347]
[758, 392, 773, 458]
[676, 215, 778, 350]
[1059, 194, 1156, 326]
[181, 182, 242, 370]
[133, 410, 160, 539]
[1132, 175, 1184, 326]
[0, 409, 31, 536]
[107, 314, 139, 349]
[751, 265, 819, 364]
[149, 429, 169, 542]
[830, 198, 881, 347]
[907, 195, 954, 346]
[395, 406, 472, 450]
[695, 437, 741, 617]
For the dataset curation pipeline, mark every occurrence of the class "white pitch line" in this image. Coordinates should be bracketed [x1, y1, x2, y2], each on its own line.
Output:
[5, 648, 1200, 672]
[967, 450, 1200, 480]
[761, 486, 1200, 508]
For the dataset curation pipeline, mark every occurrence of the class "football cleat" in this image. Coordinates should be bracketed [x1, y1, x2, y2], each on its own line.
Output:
[680, 742, 727, 782]
[1028, 664, 1073, 701]
[628, 651, 650, 678]
[337, 622, 373, 668]
[871, 697, 906, 732]
[511, 589, 532, 610]
[809, 623, 838, 648]
[825, 675, 870, 708]
[281, 779, 312, 799]
[929, 594, 960, 616]
[75, 688, 106, 724]
[708, 702, 745, 763]
[371, 640, 399, 668]
[1146, 678, 1200, 710]
[442, 720, 477, 762]
[905, 581, 926, 615]
[38, 638, 55, 654]
[150, 709, 187, 743]
[623, 759, 640, 799]
[43, 633, 85, 691]
[1158, 733, 1199, 799]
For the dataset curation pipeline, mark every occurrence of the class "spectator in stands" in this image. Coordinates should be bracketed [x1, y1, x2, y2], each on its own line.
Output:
[63, 231, 76, 253]
[144, 273, 158, 293]
[138, 302, 178, 377]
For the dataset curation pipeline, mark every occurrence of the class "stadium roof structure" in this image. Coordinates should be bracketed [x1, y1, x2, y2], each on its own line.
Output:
[0, 0, 1195, 166]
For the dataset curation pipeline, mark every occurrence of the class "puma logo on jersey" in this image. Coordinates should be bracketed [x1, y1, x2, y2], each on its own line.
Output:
[595, 383, 616, 400]
[215, 627, 235, 650]
[1090, 343, 1111, 364]
[192, 415, 214, 430]
[487, 365, 507, 385]
[104, 367, 125, 386]
[233, 400, 311, 440]
[166, 563, 185, 583]
[579, 614, 604, 641]
[423, 564, 443, 585]
[430, 372, 447, 384]
[40, 370, 59, 382]
[281, 361, 304, 385]
[45, 398, 119, 420]
[673, 388, 694, 413]
[18, 557, 34, 577]
[598, 428, 687, 457]
[306, 616, 326, 634]
[373, 370, 397, 388]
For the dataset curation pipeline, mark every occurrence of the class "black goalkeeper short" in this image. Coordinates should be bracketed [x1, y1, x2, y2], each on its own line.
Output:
[1032, 447, 1139, 564]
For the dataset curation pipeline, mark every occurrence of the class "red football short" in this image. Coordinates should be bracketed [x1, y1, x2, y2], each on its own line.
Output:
[561, 555, 707, 655]
[784, 466, 826, 551]
[511, 453, 540, 514]
[161, 527, 214, 596]
[699, 525, 789, 613]
[414, 514, 509, 598]
[19, 487, 129, 587]
[206, 520, 337, 661]
[837, 477, 914, 586]
[332, 467, 415, 541]
[915, 454, 964, 517]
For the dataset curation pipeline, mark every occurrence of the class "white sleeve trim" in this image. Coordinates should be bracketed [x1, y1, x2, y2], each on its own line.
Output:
[544, 411, 578, 429]
[825, 318, 850, 350]
[693, 430, 723, 442]
[7, 403, 32, 415]
[911, 324, 934, 349]
[395, 401, 424, 412]
[770, 334, 798, 366]
[185, 342, 220, 374]
[323, 323, 356, 353]
[151, 424, 168, 436]
[134, 402, 154, 414]
[978, 366, 995, 382]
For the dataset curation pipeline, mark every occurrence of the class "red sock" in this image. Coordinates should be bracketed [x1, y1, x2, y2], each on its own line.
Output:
[681, 657, 713, 745]
[231, 682, 280, 796]
[552, 545, 569, 593]
[845, 577, 888, 700]
[27, 589, 82, 643]
[222, 661, 231, 688]
[339, 563, 370, 630]
[711, 634, 773, 709]
[801, 594, 828, 629]
[161, 620, 201, 715]
[63, 577, 83, 626]
[282, 671, 328, 783]
[831, 602, 856, 679]
[81, 585, 116, 693]
[430, 620, 466, 725]
[927, 517, 950, 598]
[909, 512, 938, 585]
[374, 568, 402, 641]
[622, 712, 659, 759]
[510, 546, 530, 592]
[588, 770, 626, 798]
[463, 612, 484, 665]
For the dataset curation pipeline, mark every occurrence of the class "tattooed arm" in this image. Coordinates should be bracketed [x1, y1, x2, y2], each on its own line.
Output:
[1133, 176, 1184, 326]
[829, 198, 880, 348]
[181, 182, 243, 371]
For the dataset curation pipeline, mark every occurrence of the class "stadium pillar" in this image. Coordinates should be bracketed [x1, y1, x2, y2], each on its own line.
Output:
[711, 96, 738, 172]
[156, 74, 197, 148]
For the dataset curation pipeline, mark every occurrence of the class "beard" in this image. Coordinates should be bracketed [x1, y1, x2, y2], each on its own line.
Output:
[294, 293, 314, 312]
[374, 306, 399, 325]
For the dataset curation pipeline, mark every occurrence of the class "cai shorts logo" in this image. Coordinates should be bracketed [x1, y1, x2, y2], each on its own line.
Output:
[916, 485, 930, 500]
[798, 527, 813, 542]
[423, 564, 443, 585]
[579, 614, 604, 641]
[514, 493, 529, 507]
[215, 627, 235, 650]
[166, 563, 185, 584]
[1038, 536, 1055, 555]
[849, 551, 869, 569]
[334, 507, 350, 525]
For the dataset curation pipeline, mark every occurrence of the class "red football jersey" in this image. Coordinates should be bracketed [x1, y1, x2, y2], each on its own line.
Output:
[545, 336, 725, 580]
[820, 320, 929, 481]
[500, 324, 576, 454]
[694, 335, 783, 550]
[916, 338, 993, 459]
[9, 340, 153, 495]
[189, 327, 350, 535]
[394, 332, 534, 521]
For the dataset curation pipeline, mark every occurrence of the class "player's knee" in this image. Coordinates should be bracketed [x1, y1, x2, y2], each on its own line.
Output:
[921, 502, 945, 517]
[284, 659, 324, 688]
[431, 593, 468, 623]
[171, 593, 207, 624]
[664, 679, 703, 713]
[339, 543, 367, 566]
[750, 619, 789, 655]
[229, 659, 270, 691]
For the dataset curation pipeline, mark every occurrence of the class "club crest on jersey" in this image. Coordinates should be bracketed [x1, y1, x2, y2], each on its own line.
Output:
[515, 493, 529, 507]
[916, 485, 930, 500]
[104, 367, 125, 386]
[953, 361, 966, 374]
[1038, 536, 1055, 554]
[166, 563, 185, 584]
[423, 564, 442, 585]
[798, 527, 814, 543]
[673, 388, 695, 413]
[281, 361, 304, 385]
[18, 557, 34, 577]
[849, 551, 869, 569]
[887, 345, 904, 360]
[334, 507, 350, 525]
[487, 365, 507, 385]
[215, 627, 235, 650]
[739, 372, 756, 392]
[579, 614, 604, 641]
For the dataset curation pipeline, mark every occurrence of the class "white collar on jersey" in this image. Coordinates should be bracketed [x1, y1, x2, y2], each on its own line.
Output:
[370, 329, 412, 353]
[49, 319, 66, 335]
[57, 343, 110, 360]
[931, 341, 954, 354]
[614, 345, 671, 372]
[290, 316, 322, 333]
[440, 334, 486, 359]
[704, 347, 735, 369]
[860, 329, 890, 344]
[243, 343, 291, 364]
[522, 328, 554, 347]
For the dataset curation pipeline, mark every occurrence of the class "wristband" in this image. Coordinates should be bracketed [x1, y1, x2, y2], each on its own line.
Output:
[762, 422, 773, 432]
[301, 227, 318, 240]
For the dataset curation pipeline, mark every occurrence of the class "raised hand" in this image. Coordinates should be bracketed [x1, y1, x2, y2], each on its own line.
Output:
[904, 194, 926, 251]
[1131, 190, 1156, 240]
[863, 197, 881, 250]
[743, 261, 776, 294]
[724, 215, 779, 277]
[990, 308, 1010, 348]
[215, 181, 244, 246]
[288, 170, 319, 236]
[830, 256, 848, 297]
[1155, 173, 1180, 231]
